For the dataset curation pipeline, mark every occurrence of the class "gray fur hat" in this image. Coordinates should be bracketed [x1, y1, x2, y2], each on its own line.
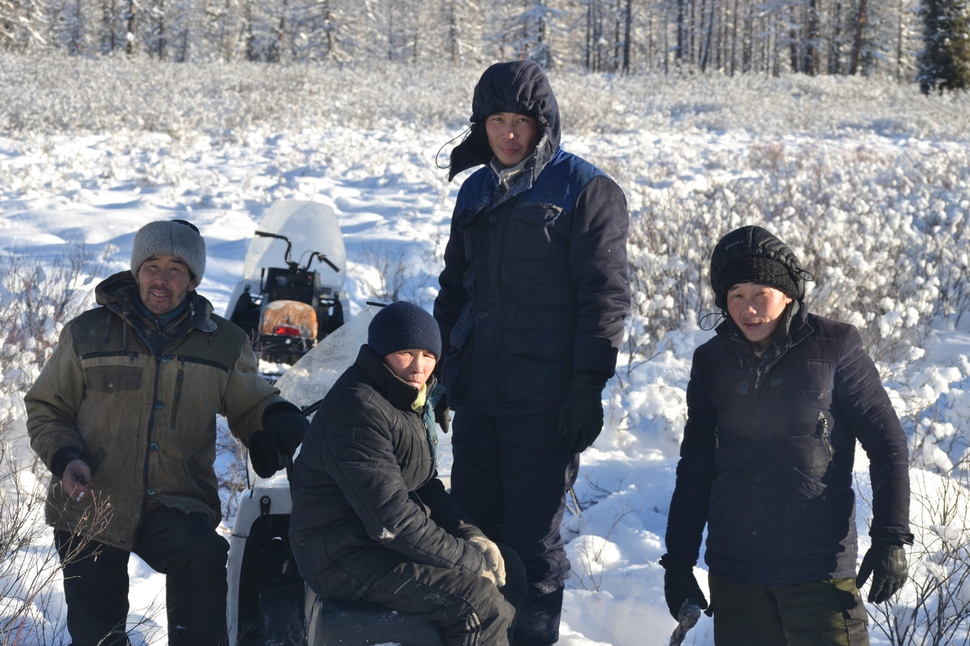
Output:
[130, 219, 206, 281]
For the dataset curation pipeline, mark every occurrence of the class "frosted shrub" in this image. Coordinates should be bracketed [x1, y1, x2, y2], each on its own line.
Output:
[622, 137, 970, 367]
[864, 467, 970, 645]
[0, 247, 97, 390]
[0, 440, 115, 645]
[0, 244, 110, 641]
[3, 53, 970, 142]
[0, 55, 478, 136]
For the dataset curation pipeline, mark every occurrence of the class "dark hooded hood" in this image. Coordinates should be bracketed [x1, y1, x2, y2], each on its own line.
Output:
[710, 226, 810, 312]
[448, 60, 561, 182]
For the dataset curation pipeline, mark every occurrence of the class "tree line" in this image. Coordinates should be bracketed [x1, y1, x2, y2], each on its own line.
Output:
[1, 1, 967, 90]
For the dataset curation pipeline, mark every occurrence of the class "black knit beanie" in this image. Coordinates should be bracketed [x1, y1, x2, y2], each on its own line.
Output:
[367, 301, 442, 359]
[710, 226, 806, 311]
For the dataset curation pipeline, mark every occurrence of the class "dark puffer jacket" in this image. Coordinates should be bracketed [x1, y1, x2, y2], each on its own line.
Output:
[289, 345, 488, 600]
[435, 61, 631, 413]
[665, 305, 912, 586]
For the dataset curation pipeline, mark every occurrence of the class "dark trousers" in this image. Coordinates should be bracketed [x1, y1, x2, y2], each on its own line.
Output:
[450, 410, 579, 646]
[55, 506, 230, 646]
[709, 572, 870, 646]
[357, 545, 527, 646]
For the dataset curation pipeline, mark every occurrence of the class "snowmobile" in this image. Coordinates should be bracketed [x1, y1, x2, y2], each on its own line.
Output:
[227, 306, 444, 645]
[226, 200, 350, 370]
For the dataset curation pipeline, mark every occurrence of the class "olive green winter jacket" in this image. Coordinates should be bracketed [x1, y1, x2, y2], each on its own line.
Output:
[25, 271, 286, 550]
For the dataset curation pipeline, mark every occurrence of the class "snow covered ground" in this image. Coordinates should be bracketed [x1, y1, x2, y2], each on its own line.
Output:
[2, 61, 970, 646]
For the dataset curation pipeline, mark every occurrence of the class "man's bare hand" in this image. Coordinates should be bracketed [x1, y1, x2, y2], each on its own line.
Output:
[62, 459, 93, 502]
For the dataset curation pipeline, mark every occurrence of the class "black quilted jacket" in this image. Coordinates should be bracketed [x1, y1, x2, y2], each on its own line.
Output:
[665, 306, 911, 586]
[289, 345, 487, 599]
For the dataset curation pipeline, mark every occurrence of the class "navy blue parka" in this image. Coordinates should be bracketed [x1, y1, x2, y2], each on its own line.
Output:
[433, 60, 631, 413]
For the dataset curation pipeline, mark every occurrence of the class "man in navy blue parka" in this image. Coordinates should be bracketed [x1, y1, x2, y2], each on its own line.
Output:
[434, 60, 631, 646]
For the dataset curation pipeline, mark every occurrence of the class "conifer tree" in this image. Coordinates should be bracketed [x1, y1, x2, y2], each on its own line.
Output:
[918, 0, 970, 92]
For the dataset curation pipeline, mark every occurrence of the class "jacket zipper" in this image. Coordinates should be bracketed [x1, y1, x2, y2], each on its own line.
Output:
[135, 353, 163, 533]
[171, 361, 184, 430]
[814, 412, 834, 461]
[137, 321, 167, 529]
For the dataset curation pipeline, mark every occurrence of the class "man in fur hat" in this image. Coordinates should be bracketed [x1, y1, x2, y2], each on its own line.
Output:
[661, 225, 913, 645]
[26, 219, 308, 646]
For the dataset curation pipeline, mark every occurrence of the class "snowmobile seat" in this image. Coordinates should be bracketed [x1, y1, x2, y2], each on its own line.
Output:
[305, 586, 444, 646]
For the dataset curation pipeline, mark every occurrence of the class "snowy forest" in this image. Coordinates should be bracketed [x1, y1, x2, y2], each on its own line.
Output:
[0, 0, 952, 81]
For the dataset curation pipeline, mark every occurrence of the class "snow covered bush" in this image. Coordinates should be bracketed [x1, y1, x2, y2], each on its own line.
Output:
[862, 467, 970, 645]
[621, 136, 970, 369]
[0, 248, 102, 645]
[0, 246, 98, 390]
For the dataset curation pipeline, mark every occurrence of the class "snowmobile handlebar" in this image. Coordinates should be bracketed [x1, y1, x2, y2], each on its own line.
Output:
[255, 231, 295, 268]
[310, 252, 340, 273]
[254, 230, 340, 274]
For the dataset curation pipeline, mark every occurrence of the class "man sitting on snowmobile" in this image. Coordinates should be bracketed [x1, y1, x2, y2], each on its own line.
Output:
[289, 301, 526, 646]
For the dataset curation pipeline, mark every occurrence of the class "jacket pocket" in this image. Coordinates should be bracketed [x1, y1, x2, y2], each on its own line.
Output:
[441, 303, 477, 402]
[85, 365, 142, 392]
[785, 468, 854, 561]
[171, 367, 184, 431]
[814, 411, 834, 462]
[707, 470, 747, 563]
[784, 411, 837, 479]
[188, 456, 222, 514]
[453, 203, 487, 229]
[507, 203, 567, 262]
[503, 326, 573, 404]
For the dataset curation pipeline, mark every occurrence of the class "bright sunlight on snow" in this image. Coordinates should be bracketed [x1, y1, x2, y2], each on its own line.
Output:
[2, 57, 970, 646]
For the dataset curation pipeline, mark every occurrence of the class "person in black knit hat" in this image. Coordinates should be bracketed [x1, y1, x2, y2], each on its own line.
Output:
[290, 301, 526, 646]
[366, 300, 442, 359]
[661, 225, 913, 645]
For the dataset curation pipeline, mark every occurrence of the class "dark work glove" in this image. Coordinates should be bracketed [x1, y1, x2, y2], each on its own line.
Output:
[248, 430, 284, 478]
[856, 533, 910, 603]
[557, 372, 608, 454]
[263, 407, 309, 458]
[660, 557, 709, 620]
[434, 395, 451, 434]
[250, 405, 310, 478]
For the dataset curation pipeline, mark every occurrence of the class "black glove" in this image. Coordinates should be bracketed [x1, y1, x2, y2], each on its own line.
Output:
[660, 556, 709, 620]
[263, 406, 309, 458]
[248, 430, 284, 478]
[434, 395, 451, 434]
[557, 372, 608, 454]
[856, 532, 910, 603]
[250, 404, 309, 478]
